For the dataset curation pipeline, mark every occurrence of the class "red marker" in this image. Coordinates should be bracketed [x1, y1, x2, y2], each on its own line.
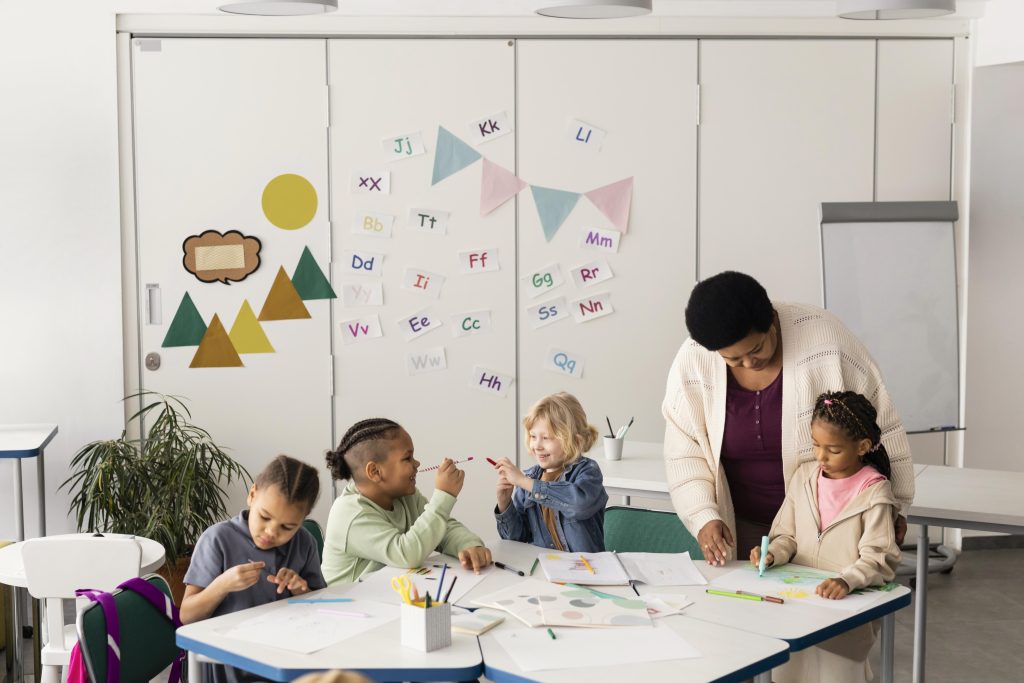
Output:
[486, 458, 498, 466]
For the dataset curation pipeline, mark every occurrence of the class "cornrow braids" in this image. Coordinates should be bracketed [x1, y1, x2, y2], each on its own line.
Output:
[326, 418, 403, 481]
[254, 455, 321, 514]
[812, 391, 892, 479]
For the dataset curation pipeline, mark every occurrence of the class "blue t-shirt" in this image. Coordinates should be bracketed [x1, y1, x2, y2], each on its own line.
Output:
[184, 510, 326, 619]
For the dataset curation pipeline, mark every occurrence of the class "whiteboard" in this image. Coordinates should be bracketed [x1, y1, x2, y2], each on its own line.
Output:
[820, 202, 959, 433]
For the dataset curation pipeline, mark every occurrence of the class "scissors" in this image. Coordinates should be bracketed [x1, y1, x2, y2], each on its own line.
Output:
[390, 575, 420, 605]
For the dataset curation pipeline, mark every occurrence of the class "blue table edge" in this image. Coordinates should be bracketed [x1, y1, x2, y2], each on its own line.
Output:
[175, 632, 483, 682]
[0, 424, 58, 458]
[781, 590, 912, 651]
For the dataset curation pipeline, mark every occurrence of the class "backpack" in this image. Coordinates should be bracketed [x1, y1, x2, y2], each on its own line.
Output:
[67, 576, 185, 683]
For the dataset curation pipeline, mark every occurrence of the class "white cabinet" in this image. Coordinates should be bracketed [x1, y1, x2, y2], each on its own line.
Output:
[516, 40, 698, 447]
[698, 39, 876, 304]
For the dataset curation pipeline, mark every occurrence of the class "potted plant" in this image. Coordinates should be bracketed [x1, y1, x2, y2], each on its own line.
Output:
[60, 391, 251, 604]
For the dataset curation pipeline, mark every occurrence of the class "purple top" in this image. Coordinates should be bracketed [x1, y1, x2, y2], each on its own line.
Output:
[720, 369, 785, 525]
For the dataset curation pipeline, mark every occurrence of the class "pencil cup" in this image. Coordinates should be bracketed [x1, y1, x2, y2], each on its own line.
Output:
[603, 436, 624, 461]
[400, 602, 452, 652]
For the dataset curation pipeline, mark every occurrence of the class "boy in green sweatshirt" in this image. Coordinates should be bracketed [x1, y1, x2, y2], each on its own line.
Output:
[322, 418, 492, 585]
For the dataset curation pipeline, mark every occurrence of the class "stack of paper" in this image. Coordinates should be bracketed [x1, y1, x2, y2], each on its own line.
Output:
[537, 551, 707, 586]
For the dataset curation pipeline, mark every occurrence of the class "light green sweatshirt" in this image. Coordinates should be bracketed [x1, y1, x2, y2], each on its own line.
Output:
[321, 481, 484, 585]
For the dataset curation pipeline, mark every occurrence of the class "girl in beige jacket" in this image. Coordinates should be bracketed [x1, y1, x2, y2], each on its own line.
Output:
[751, 391, 901, 683]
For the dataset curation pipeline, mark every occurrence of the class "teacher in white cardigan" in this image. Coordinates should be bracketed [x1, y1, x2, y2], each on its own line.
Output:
[662, 271, 914, 566]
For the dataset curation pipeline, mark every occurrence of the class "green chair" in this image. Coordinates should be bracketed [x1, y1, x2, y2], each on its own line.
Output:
[604, 506, 704, 559]
[76, 574, 180, 683]
[303, 518, 325, 562]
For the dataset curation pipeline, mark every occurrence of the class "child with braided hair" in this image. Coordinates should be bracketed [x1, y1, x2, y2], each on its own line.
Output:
[321, 418, 491, 585]
[750, 391, 901, 683]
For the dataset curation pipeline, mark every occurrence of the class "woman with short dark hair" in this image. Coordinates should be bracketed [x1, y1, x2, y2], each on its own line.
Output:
[662, 271, 914, 565]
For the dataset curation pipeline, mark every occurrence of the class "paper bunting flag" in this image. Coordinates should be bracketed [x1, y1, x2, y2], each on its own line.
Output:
[480, 159, 526, 216]
[292, 247, 337, 300]
[431, 126, 481, 186]
[162, 292, 206, 347]
[530, 186, 581, 242]
[229, 300, 274, 354]
[584, 177, 633, 233]
[259, 267, 311, 321]
[190, 314, 243, 368]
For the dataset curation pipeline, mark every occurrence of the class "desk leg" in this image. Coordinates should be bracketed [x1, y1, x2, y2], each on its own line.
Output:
[13, 459, 25, 542]
[752, 672, 771, 683]
[880, 611, 895, 683]
[36, 450, 46, 536]
[8, 587, 23, 683]
[189, 651, 202, 683]
[624, 495, 631, 507]
[913, 523, 928, 683]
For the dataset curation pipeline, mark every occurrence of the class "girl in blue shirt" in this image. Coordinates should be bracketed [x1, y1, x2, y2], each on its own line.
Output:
[493, 392, 608, 552]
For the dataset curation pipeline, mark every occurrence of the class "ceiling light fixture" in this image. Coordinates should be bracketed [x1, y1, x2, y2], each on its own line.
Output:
[218, 0, 338, 16]
[535, 0, 652, 19]
[837, 0, 955, 20]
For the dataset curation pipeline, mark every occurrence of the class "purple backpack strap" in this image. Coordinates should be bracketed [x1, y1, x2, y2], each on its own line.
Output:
[76, 577, 184, 683]
[76, 589, 122, 683]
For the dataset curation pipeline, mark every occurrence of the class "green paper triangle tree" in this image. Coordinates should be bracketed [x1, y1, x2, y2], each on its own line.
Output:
[162, 292, 207, 347]
[291, 246, 337, 300]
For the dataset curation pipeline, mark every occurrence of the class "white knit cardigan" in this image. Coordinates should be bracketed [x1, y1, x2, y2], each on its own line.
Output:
[662, 302, 914, 558]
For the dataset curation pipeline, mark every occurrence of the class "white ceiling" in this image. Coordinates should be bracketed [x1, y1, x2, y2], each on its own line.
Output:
[117, 0, 986, 18]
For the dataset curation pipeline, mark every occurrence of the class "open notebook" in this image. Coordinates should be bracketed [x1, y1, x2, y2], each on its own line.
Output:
[537, 551, 707, 586]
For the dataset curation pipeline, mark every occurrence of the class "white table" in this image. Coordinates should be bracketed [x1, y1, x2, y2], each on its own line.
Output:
[633, 560, 911, 683]
[0, 533, 165, 683]
[175, 581, 484, 682]
[907, 464, 1024, 683]
[598, 441, 669, 504]
[0, 424, 57, 542]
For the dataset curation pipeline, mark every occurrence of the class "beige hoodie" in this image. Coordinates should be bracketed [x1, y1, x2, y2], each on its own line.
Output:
[767, 460, 901, 673]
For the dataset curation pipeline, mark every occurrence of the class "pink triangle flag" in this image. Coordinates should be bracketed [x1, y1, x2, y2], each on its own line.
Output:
[480, 159, 527, 216]
[584, 176, 634, 233]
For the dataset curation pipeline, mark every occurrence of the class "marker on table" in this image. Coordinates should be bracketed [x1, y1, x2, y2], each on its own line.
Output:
[494, 561, 525, 576]
[706, 588, 784, 604]
[736, 590, 784, 605]
[442, 576, 458, 603]
[529, 558, 539, 576]
[579, 555, 596, 575]
[547, 628, 557, 640]
[421, 457, 474, 471]
[288, 597, 354, 604]
[758, 535, 769, 577]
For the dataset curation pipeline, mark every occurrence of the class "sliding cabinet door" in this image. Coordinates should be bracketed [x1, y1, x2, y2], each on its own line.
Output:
[132, 38, 333, 522]
[517, 40, 698, 448]
[329, 40, 516, 533]
[699, 40, 875, 303]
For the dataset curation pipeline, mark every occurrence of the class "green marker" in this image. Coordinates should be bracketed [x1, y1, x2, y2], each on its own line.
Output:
[547, 628, 557, 640]
[530, 558, 540, 576]
[706, 588, 763, 602]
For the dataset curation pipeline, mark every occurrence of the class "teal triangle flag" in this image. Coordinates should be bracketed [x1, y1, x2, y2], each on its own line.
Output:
[162, 292, 207, 347]
[530, 186, 581, 242]
[431, 126, 482, 185]
[292, 246, 337, 300]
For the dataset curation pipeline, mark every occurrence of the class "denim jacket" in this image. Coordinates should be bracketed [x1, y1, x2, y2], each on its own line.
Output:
[494, 456, 608, 552]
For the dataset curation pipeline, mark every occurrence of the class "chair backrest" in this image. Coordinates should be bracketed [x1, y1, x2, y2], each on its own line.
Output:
[303, 519, 325, 562]
[23, 536, 143, 649]
[76, 574, 180, 683]
[603, 506, 704, 558]
[22, 537, 143, 599]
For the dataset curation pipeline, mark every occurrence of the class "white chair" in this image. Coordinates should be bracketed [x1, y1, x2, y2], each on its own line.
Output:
[22, 536, 143, 683]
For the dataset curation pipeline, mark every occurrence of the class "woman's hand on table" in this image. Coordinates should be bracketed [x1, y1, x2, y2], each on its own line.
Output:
[697, 520, 734, 567]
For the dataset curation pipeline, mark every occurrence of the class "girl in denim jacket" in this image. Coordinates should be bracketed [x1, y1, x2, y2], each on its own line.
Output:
[493, 392, 608, 552]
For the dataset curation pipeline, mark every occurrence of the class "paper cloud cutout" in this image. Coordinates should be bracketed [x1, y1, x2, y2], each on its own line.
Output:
[183, 230, 262, 284]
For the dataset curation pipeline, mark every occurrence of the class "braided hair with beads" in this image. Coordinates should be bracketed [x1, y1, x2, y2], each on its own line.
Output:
[812, 391, 892, 479]
[325, 418, 404, 481]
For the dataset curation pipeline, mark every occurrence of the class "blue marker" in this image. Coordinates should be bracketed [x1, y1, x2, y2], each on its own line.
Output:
[758, 535, 769, 577]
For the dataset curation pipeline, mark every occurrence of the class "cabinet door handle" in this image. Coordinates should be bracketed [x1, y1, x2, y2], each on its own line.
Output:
[146, 284, 162, 325]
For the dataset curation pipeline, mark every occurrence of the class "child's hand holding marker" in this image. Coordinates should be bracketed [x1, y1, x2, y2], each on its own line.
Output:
[749, 545, 775, 571]
[434, 458, 466, 497]
[493, 457, 531, 491]
[219, 560, 266, 593]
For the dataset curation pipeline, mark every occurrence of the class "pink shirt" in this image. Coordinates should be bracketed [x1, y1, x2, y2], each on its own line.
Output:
[817, 464, 886, 530]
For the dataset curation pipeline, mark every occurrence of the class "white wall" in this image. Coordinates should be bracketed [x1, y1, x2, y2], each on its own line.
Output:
[973, 0, 1024, 67]
[965, 60, 1024, 474]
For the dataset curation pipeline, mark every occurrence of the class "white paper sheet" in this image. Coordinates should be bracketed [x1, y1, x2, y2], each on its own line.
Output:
[217, 600, 399, 654]
[711, 563, 893, 611]
[618, 552, 708, 586]
[493, 623, 700, 672]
